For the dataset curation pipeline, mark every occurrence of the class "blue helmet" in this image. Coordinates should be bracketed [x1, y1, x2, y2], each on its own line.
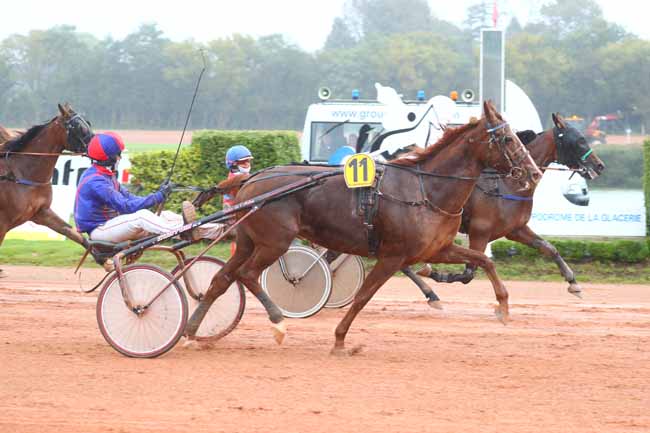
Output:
[225, 145, 253, 170]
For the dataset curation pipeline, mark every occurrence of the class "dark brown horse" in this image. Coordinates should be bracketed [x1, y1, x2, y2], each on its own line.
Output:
[0, 104, 94, 254]
[418, 113, 605, 297]
[184, 101, 542, 354]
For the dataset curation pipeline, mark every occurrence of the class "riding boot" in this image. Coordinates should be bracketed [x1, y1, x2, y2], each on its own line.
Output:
[181, 201, 201, 242]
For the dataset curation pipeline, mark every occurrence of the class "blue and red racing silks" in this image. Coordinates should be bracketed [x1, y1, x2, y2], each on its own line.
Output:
[74, 165, 164, 234]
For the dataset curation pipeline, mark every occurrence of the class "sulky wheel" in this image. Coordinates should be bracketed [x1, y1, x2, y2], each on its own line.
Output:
[324, 253, 365, 308]
[171, 256, 245, 341]
[260, 245, 332, 318]
[96, 264, 187, 358]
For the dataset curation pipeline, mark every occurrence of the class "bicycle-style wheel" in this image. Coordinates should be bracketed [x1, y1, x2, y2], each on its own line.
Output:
[260, 245, 332, 318]
[325, 254, 365, 308]
[171, 256, 245, 341]
[96, 264, 187, 358]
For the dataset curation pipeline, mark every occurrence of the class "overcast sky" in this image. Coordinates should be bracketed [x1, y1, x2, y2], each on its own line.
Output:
[2, 0, 648, 52]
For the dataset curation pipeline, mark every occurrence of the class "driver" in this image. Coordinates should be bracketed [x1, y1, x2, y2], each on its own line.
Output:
[74, 132, 222, 245]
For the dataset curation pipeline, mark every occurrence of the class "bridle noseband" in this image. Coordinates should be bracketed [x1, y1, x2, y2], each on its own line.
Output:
[486, 120, 529, 180]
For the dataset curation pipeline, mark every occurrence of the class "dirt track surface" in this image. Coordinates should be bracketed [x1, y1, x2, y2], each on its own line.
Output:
[1, 265, 649, 433]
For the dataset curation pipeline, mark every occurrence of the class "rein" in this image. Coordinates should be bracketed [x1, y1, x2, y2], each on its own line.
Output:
[3, 150, 86, 157]
[0, 172, 51, 186]
[1, 150, 88, 186]
[375, 163, 464, 217]
[475, 183, 533, 202]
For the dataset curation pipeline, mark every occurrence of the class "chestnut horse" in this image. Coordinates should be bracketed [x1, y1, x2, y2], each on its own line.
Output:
[418, 113, 605, 297]
[0, 125, 15, 144]
[0, 104, 94, 255]
[185, 101, 542, 354]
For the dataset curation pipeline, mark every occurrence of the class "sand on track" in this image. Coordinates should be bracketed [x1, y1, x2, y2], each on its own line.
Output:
[0, 265, 649, 433]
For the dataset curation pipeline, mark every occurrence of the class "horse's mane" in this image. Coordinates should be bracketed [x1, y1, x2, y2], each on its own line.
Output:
[4, 122, 49, 153]
[516, 130, 537, 146]
[0, 125, 12, 143]
[389, 118, 480, 167]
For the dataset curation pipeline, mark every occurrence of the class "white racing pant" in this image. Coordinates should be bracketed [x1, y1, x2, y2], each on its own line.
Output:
[89, 209, 224, 243]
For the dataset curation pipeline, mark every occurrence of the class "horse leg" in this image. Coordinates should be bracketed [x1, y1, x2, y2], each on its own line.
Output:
[31, 208, 88, 247]
[184, 230, 257, 337]
[401, 266, 442, 309]
[506, 226, 581, 298]
[0, 230, 5, 278]
[185, 230, 289, 344]
[332, 256, 403, 356]
[427, 244, 509, 323]
[235, 247, 292, 344]
[417, 236, 488, 285]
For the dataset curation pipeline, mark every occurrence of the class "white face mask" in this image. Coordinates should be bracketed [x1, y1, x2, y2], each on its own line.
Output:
[237, 166, 251, 174]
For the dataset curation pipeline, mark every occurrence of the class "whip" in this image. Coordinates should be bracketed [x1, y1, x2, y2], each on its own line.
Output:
[156, 49, 207, 213]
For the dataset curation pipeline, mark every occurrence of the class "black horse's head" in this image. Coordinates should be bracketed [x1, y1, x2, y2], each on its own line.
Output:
[552, 113, 605, 180]
[58, 103, 94, 154]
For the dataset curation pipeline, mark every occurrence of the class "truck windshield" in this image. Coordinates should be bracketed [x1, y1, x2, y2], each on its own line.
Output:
[310, 121, 382, 161]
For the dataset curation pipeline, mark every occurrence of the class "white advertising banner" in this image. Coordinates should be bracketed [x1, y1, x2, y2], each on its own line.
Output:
[529, 166, 646, 237]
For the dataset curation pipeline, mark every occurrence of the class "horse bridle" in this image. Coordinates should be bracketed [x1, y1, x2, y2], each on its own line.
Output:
[61, 112, 93, 154]
[553, 126, 593, 171]
[2, 113, 92, 159]
[485, 120, 530, 180]
[0, 113, 93, 186]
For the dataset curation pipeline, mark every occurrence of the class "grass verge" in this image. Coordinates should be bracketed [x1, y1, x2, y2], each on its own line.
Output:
[2, 239, 649, 284]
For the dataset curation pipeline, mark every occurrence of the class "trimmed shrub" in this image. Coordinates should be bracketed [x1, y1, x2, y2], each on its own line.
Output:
[643, 140, 650, 235]
[129, 130, 301, 215]
[492, 238, 649, 264]
[590, 145, 643, 189]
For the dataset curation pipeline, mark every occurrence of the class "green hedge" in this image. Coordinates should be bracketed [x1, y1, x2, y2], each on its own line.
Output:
[492, 239, 650, 263]
[643, 140, 650, 236]
[129, 130, 301, 215]
[589, 145, 644, 189]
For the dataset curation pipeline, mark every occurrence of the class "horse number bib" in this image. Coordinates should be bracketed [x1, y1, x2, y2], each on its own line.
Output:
[344, 154, 376, 188]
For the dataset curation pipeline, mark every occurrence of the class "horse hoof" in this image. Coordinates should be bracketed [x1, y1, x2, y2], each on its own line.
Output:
[568, 284, 583, 299]
[348, 344, 365, 356]
[182, 338, 213, 351]
[427, 300, 444, 310]
[329, 344, 364, 356]
[416, 264, 432, 277]
[182, 337, 198, 349]
[494, 306, 509, 325]
[271, 321, 287, 345]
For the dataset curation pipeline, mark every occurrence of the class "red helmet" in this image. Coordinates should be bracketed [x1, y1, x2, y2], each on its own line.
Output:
[87, 132, 125, 166]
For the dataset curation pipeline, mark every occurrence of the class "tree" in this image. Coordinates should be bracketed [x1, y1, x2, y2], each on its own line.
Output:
[506, 33, 573, 127]
[345, 0, 434, 38]
[598, 39, 650, 129]
[324, 17, 358, 50]
[464, 1, 492, 40]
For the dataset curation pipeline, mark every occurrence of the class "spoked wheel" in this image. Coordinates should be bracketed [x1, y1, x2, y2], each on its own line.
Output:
[171, 256, 245, 341]
[96, 264, 187, 358]
[325, 253, 365, 308]
[260, 245, 332, 318]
